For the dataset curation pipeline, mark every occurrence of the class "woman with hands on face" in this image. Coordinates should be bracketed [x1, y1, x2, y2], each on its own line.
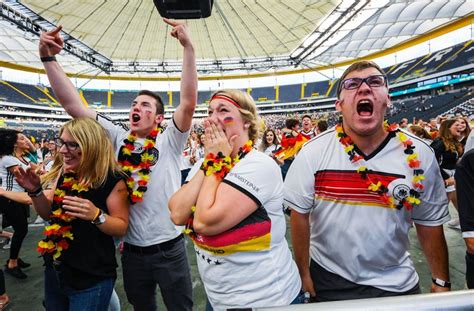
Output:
[169, 89, 302, 310]
[15, 118, 129, 310]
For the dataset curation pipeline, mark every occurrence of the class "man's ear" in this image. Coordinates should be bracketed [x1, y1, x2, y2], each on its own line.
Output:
[155, 114, 165, 125]
[335, 99, 343, 112]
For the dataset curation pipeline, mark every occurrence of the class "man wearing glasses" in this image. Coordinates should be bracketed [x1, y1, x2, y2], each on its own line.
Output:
[284, 61, 450, 301]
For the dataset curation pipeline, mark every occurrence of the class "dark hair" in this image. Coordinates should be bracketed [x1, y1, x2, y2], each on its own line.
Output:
[439, 119, 463, 154]
[285, 118, 299, 130]
[302, 115, 312, 121]
[258, 129, 279, 152]
[0, 129, 20, 156]
[336, 60, 387, 98]
[137, 90, 165, 115]
[317, 120, 328, 132]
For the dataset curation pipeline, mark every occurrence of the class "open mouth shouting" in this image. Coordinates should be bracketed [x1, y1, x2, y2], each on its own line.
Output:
[357, 99, 374, 117]
[131, 113, 141, 124]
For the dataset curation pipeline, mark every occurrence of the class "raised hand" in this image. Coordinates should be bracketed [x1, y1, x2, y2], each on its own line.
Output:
[163, 18, 193, 48]
[39, 26, 64, 58]
[13, 165, 41, 192]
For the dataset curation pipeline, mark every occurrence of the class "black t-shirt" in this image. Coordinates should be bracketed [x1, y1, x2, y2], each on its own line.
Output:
[51, 171, 124, 289]
[430, 138, 461, 179]
[455, 150, 474, 233]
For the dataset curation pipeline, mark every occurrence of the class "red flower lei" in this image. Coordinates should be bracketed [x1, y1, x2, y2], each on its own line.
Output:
[119, 128, 160, 204]
[335, 121, 425, 210]
[37, 173, 89, 261]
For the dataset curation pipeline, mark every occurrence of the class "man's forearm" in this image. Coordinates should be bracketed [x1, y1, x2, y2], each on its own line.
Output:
[416, 224, 449, 280]
[291, 211, 311, 276]
[43, 61, 95, 119]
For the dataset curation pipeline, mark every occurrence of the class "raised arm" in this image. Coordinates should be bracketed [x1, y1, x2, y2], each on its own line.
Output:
[163, 18, 197, 132]
[39, 26, 96, 119]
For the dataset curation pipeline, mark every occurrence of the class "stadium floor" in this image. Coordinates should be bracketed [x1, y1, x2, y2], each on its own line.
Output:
[2, 204, 467, 310]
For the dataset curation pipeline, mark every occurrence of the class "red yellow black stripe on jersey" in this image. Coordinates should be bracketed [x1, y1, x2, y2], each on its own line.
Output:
[189, 206, 271, 256]
[314, 170, 405, 208]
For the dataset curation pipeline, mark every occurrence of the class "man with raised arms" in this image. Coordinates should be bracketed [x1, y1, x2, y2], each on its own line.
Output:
[39, 19, 197, 310]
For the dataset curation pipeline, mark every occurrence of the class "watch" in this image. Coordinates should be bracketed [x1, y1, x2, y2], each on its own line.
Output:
[91, 210, 106, 225]
[432, 278, 451, 288]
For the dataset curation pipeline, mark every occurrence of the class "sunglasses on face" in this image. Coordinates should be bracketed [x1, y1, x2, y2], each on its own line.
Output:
[340, 75, 387, 92]
[55, 138, 80, 151]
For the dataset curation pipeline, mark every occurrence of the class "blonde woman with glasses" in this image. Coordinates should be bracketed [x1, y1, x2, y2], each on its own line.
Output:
[15, 118, 129, 310]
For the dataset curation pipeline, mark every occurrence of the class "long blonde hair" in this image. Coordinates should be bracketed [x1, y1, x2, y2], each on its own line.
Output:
[210, 89, 259, 142]
[42, 118, 121, 189]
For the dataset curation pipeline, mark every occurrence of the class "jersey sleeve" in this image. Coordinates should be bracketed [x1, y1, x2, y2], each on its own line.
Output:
[223, 153, 280, 207]
[283, 146, 315, 214]
[2, 156, 22, 169]
[96, 113, 128, 150]
[185, 159, 203, 183]
[411, 152, 450, 226]
[160, 117, 190, 156]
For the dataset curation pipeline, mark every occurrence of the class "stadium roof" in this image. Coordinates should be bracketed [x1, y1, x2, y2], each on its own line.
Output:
[0, 0, 472, 79]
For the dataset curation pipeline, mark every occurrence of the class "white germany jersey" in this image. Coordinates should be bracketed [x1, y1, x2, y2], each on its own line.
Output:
[187, 150, 301, 309]
[98, 114, 189, 246]
[284, 128, 449, 292]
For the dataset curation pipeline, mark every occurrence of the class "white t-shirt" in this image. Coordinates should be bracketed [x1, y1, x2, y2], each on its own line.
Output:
[284, 128, 449, 292]
[97, 114, 189, 246]
[187, 150, 301, 310]
[263, 144, 279, 156]
[0, 156, 27, 192]
[465, 131, 474, 153]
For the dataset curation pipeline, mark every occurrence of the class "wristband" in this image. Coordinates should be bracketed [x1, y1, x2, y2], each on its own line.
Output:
[432, 278, 451, 288]
[27, 187, 43, 197]
[40, 56, 57, 62]
[91, 208, 101, 222]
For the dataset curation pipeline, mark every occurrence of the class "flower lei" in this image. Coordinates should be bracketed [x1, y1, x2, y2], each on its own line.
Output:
[119, 128, 160, 204]
[37, 173, 89, 261]
[200, 140, 253, 179]
[335, 121, 425, 210]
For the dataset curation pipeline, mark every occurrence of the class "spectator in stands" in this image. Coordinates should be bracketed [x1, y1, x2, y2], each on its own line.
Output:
[285, 61, 450, 302]
[457, 117, 471, 146]
[169, 89, 302, 309]
[455, 148, 474, 289]
[258, 129, 283, 167]
[431, 119, 464, 230]
[43, 139, 59, 172]
[277, 118, 302, 180]
[300, 115, 316, 140]
[427, 118, 439, 140]
[399, 118, 408, 129]
[0, 129, 33, 280]
[408, 125, 433, 143]
[316, 119, 328, 134]
[15, 117, 129, 310]
[39, 18, 197, 310]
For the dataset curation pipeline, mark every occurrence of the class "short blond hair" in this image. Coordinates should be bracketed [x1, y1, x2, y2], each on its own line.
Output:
[210, 89, 259, 142]
[42, 118, 121, 188]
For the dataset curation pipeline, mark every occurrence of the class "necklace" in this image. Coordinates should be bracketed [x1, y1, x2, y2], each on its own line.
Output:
[119, 128, 160, 204]
[335, 121, 424, 210]
[38, 173, 89, 261]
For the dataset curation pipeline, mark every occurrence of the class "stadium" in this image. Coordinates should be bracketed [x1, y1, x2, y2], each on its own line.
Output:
[0, 0, 473, 310]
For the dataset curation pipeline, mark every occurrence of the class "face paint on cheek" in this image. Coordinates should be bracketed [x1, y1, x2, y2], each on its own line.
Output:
[223, 117, 235, 126]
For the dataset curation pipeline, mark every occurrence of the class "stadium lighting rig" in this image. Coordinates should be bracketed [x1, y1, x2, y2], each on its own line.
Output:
[0, 1, 113, 73]
[0, 0, 390, 75]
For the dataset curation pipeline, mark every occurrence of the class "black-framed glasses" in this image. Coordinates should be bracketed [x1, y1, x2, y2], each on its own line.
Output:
[55, 138, 80, 151]
[340, 75, 387, 91]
